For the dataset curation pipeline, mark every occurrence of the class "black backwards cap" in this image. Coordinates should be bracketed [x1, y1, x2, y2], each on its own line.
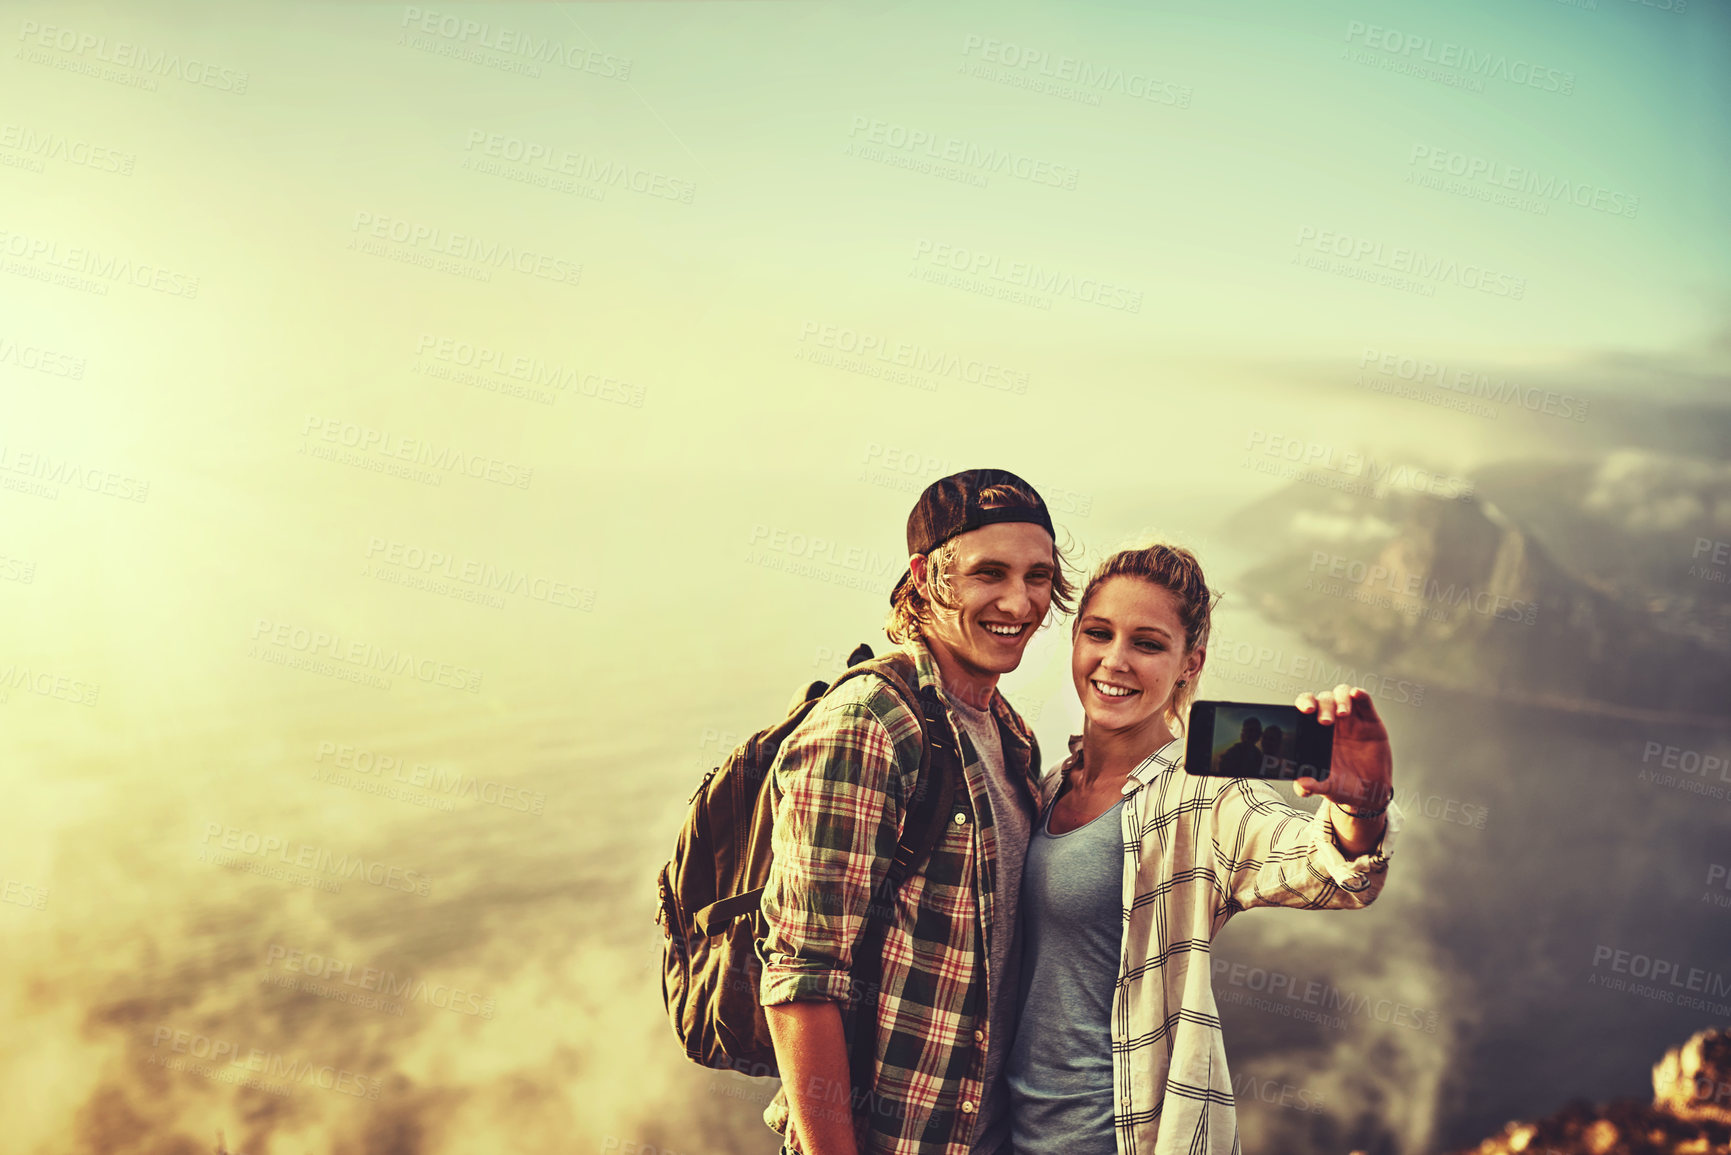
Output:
[889, 468, 1056, 603]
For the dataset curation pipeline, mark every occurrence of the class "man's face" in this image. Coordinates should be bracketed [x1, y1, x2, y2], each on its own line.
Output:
[912, 521, 1056, 692]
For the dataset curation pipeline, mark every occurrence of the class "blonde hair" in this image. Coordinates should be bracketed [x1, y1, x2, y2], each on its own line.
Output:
[1072, 543, 1221, 737]
[885, 483, 1077, 644]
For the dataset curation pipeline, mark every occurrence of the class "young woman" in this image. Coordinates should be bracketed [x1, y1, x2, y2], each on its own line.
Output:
[1006, 544, 1403, 1155]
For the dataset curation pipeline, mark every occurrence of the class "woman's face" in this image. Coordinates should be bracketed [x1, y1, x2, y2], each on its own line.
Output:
[1071, 576, 1202, 740]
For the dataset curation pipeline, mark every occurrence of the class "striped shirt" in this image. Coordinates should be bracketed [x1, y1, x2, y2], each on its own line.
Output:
[1034, 733, 1403, 1155]
[757, 637, 1040, 1155]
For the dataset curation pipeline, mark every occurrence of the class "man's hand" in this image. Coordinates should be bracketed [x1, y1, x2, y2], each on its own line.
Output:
[1293, 684, 1392, 855]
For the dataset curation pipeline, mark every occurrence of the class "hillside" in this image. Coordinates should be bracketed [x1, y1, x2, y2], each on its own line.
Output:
[1221, 475, 1731, 727]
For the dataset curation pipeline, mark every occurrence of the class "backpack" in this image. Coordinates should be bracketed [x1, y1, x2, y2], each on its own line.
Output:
[655, 642, 960, 1078]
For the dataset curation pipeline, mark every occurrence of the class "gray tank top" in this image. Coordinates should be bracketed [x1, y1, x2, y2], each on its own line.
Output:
[1006, 793, 1124, 1155]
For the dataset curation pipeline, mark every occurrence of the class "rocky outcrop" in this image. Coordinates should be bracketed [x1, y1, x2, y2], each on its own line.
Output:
[1222, 483, 1731, 727]
[1655, 1028, 1731, 1128]
[1439, 1029, 1731, 1155]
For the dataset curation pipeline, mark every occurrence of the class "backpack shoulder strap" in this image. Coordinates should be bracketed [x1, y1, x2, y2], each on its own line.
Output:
[830, 647, 960, 1091]
[825, 648, 958, 893]
[694, 648, 956, 938]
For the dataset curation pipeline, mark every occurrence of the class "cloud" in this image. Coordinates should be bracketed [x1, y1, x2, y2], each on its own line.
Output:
[1581, 449, 1731, 535]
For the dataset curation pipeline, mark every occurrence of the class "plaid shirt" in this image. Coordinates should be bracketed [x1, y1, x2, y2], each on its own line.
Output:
[757, 637, 1039, 1155]
[1034, 734, 1404, 1155]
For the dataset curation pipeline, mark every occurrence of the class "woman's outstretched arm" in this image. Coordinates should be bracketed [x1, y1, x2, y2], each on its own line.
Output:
[1209, 685, 1401, 923]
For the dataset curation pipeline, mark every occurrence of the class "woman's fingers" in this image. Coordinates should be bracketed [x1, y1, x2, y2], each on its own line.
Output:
[1317, 687, 1347, 725]
[1298, 686, 1363, 724]
[1292, 686, 1393, 810]
[1346, 686, 1382, 726]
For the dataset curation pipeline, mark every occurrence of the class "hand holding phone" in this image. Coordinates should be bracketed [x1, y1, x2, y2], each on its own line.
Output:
[1185, 700, 1334, 782]
[1291, 684, 1394, 817]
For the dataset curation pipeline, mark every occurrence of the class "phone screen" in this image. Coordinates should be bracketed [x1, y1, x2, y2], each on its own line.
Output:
[1184, 700, 1332, 781]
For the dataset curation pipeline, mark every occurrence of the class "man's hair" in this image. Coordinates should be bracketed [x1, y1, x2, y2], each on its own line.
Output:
[1071, 542, 1221, 738]
[885, 481, 1076, 644]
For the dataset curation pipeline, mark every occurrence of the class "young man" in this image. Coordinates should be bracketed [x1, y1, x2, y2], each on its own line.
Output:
[757, 468, 1074, 1155]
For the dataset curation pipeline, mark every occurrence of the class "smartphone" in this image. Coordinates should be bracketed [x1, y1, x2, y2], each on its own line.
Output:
[1185, 700, 1332, 781]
